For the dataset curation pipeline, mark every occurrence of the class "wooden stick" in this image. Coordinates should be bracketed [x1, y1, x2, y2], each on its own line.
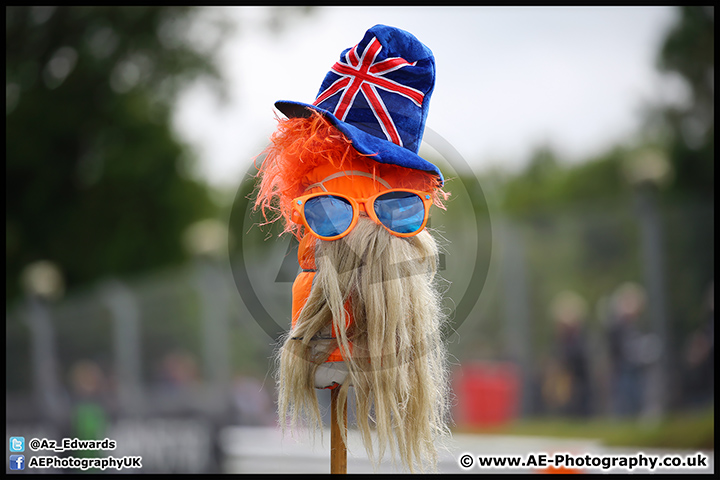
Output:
[330, 387, 347, 474]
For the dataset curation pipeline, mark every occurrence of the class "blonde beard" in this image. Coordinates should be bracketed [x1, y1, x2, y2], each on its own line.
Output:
[276, 217, 451, 472]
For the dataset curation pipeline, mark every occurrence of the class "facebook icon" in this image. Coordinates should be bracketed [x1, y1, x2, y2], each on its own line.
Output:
[9, 455, 25, 471]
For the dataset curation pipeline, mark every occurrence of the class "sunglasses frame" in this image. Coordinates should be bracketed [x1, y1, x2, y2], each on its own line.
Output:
[291, 188, 434, 241]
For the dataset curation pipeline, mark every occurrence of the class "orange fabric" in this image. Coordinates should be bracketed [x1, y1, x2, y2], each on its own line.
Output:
[291, 234, 317, 329]
[536, 465, 584, 474]
[291, 271, 315, 328]
[297, 234, 316, 271]
[304, 159, 430, 198]
[290, 269, 351, 363]
[292, 228, 354, 363]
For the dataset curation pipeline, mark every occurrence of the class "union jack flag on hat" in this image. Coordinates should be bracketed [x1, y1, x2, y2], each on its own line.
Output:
[275, 24, 443, 185]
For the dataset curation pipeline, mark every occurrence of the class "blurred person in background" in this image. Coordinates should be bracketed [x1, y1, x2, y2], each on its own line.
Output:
[69, 360, 110, 468]
[155, 350, 202, 393]
[682, 281, 714, 410]
[606, 282, 655, 418]
[543, 291, 592, 418]
[231, 374, 275, 427]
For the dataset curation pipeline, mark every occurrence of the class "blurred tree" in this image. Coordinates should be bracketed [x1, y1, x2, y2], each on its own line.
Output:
[6, 6, 223, 303]
[654, 5, 714, 200]
[489, 7, 713, 411]
[499, 144, 633, 217]
[497, 6, 714, 211]
[5, 6, 311, 304]
[652, 6, 714, 359]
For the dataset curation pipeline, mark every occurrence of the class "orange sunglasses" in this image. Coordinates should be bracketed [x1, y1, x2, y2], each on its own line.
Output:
[290, 189, 433, 241]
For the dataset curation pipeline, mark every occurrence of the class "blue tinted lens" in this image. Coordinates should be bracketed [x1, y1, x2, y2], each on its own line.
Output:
[304, 195, 354, 238]
[374, 191, 425, 234]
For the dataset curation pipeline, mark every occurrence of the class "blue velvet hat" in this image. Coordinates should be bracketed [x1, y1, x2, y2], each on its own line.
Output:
[275, 24, 444, 185]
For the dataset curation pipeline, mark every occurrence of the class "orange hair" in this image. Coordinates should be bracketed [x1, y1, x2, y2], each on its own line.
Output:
[254, 112, 447, 237]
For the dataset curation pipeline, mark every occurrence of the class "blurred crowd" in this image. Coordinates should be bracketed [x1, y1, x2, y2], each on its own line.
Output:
[539, 281, 713, 420]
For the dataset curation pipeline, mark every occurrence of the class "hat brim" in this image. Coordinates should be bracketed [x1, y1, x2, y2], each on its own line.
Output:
[274, 100, 444, 186]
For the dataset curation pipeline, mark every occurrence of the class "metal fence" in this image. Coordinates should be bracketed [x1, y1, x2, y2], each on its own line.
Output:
[5, 197, 713, 472]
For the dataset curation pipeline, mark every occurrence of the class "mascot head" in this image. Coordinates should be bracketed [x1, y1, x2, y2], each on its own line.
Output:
[254, 25, 451, 472]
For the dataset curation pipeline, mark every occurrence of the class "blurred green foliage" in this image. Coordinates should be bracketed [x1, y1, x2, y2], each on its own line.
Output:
[6, 6, 228, 303]
[498, 6, 713, 210]
[656, 6, 714, 200]
[481, 5, 714, 357]
[5, 7, 314, 396]
[499, 145, 634, 216]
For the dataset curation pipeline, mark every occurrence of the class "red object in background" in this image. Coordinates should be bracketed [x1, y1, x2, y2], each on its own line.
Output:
[453, 362, 520, 427]
[537, 465, 584, 474]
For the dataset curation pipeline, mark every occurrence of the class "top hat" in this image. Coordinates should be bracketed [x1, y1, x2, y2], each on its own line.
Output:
[275, 24, 444, 186]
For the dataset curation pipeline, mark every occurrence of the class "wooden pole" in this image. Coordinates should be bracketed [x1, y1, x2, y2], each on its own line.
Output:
[330, 387, 347, 474]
